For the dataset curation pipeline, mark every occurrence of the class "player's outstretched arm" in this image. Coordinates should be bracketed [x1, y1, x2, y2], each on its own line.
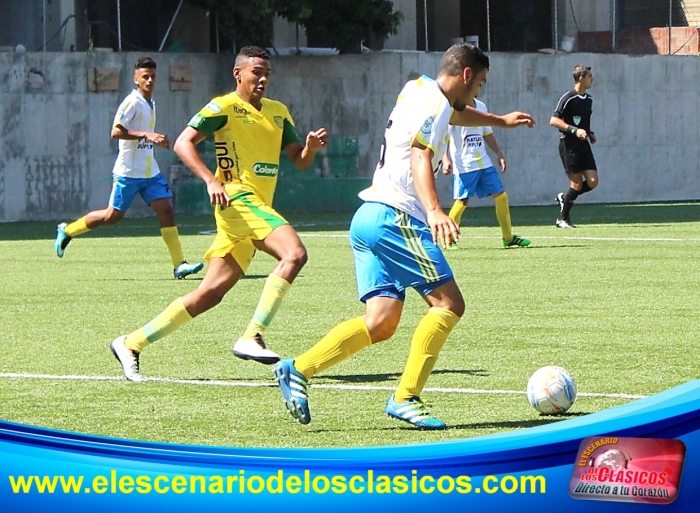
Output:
[451, 107, 535, 128]
[173, 126, 230, 207]
[287, 128, 328, 170]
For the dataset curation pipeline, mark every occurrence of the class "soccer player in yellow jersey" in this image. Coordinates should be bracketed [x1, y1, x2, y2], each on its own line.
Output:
[110, 46, 328, 381]
[54, 57, 204, 280]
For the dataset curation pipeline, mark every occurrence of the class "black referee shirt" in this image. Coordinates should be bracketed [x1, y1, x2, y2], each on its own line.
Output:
[553, 90, 593, 140]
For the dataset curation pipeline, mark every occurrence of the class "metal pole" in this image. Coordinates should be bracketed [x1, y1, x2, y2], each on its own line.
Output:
[668, 0, 672, 55]
[117, 0, 122, 51]
[159, 0, 185, 52]
[215, 10, 220, 53]
[553, 0, 558, 52]
[423, 0, 429, 52]
[486, 0, 491, 51]
[611, 0, 616, 52]
[43, 0, 47, 51]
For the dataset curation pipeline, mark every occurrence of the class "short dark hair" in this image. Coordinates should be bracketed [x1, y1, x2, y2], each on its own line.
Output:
[573, 65, 591, 81]
[235, 46, 270, 67]
[135, 57, 156, 70]
[439, 43, 490, 76]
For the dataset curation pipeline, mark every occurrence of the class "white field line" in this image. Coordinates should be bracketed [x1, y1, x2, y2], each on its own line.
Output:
[0, 372, 646, 400]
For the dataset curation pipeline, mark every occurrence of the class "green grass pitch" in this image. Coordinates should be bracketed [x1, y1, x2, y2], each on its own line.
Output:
[0, 202, 698, 448]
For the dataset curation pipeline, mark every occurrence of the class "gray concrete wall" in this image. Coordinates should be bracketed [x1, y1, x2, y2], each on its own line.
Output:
[2, 50, 699, 222]
[268, 51, 700, 209]
[0, 51, 220, 222]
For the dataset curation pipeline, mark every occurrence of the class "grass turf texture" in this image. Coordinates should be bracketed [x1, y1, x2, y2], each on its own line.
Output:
[0, 202, 698, 448]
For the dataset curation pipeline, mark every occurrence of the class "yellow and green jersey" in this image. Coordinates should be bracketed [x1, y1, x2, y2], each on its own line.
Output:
[187, 92, 302, 205]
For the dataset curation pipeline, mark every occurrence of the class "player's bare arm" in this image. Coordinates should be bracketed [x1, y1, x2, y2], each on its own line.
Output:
[549, 116, 588, 140]
[111, 124, 170, 149]
[410, 143, 459, 248]
[484, 133, 507, 172]
[441, 144, 453, 175]
[287, 128, 328, 170]
[173, 126, 231, 207]
[451, 107, 535, 128]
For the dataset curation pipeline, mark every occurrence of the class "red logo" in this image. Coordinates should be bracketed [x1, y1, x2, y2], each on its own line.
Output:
[569, 437, 685, 504]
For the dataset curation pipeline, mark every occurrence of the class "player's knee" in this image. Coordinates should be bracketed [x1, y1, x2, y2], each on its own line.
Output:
[103, 211, 124, 224]
[587, 177, 599, 189]
[447, 296, 465, 318]
[283, 246, 308, 270]
[365, 315, 399, 343]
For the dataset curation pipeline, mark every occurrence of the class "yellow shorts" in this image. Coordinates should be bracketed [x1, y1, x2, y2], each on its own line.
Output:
[204, 191, 288, 273]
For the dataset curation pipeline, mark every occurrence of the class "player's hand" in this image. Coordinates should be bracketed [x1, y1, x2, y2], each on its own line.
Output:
[576, 129, 588, 140]
[147, 132, 170, 149]
[500, 112, 536, 128]
[427, 209, 460, 249]
[306, 128, 328, 152]
[206, 180, 231, 207]
[497, 154, 507, 173]
[442, 158, 452, 175]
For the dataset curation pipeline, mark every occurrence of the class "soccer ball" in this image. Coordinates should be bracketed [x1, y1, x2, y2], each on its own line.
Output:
[527, 366, 577, 415]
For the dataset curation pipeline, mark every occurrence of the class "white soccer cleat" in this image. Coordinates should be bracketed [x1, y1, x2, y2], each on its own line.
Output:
[232, 333, 280, 365]
[110, 335, 146, 382]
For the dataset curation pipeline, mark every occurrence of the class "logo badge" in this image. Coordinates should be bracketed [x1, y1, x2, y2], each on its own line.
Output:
[569, 436, 685, 505]
[206, 101, 222, 114]
[274, 116, 285, 129]
[573, 116, 581, 126]
[420, 116, 435, 136]
[253, 162, 279, 177]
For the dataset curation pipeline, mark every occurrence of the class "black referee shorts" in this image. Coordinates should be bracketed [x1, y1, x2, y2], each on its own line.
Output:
[558, 138, 597, 176]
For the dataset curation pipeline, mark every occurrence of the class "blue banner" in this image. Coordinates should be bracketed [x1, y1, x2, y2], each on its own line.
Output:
[2, 380, 699, 512]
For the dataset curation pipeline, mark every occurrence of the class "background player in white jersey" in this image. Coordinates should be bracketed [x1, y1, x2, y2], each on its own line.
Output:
[54, 57, 203, 280]
[274, 43, 535, 430]
[442, 94, 530, 248]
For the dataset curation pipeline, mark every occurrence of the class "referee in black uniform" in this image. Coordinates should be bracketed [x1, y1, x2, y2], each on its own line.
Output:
[550, 64, 597, 228]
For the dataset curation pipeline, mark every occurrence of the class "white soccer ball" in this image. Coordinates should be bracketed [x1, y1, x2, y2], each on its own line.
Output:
[527, 366, 577, 415]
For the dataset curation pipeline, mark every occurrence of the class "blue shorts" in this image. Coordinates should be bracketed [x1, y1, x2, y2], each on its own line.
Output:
[454, 166, 504, 199]
[109, 174, 172, 211]
[350, 202, 454, 303]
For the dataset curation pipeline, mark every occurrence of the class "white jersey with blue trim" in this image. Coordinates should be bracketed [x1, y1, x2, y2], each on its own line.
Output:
[448, 98, 493, 174]
[111, 89, 161, 179]
[358, 76, 452, 224]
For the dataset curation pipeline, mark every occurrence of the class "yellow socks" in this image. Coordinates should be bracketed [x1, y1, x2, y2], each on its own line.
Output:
[448, 201, 467, 226]
[124, 298, 193, 353]
[294, 317, 371, 379]
[161, 226, 185, 267]
[394, 307, 460, 402]
[64, 217, 90, 237]
[494, 192, 512, 242]
[241, 274, 291, 340]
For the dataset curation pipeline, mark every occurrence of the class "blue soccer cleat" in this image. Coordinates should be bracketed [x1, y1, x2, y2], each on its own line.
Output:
[173, 261, 204, 279]
[54, 222, 72, 258]
[385, 395, 447, 430]
[273, 359, 311, 424]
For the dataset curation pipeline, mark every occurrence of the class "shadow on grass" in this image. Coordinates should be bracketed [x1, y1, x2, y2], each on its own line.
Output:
[321, 368, 490, 383]
[3, 202, 699, 241]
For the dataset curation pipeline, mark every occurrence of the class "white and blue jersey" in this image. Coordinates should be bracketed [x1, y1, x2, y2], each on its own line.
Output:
[448, 99, 504, 199]
[109, 90, 171, 210]
[352, 76, 454, 302]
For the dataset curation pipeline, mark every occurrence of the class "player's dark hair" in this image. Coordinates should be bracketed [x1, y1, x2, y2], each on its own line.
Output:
[573, 65, 591, 82]
[135, 57, 156, 70]
[235, 46, 270, 67]
[439, 43, 490, 76]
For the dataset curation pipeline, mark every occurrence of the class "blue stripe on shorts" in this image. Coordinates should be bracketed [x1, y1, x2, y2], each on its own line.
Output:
[350, 201, 454, 303]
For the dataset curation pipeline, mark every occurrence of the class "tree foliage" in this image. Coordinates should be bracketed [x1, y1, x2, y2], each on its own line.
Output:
[187, 0, 403, 53]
